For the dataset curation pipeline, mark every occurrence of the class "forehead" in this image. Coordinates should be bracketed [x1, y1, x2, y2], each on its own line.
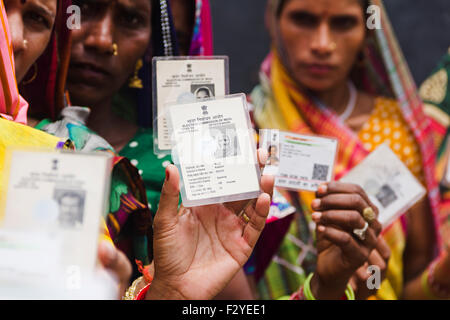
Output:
[284, 0, 363, 16]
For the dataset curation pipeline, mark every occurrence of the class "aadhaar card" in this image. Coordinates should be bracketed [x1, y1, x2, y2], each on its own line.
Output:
[260, 130, 338, 192]
[0, 149, 112, 276]
[340, 144, 426, 229]
[153, 56, 229, 153]
[168, 94, 261, 207]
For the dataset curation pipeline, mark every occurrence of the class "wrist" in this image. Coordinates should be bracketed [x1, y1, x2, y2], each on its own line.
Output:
[144, 277, 186, 300]
[310, 272, 351, 300]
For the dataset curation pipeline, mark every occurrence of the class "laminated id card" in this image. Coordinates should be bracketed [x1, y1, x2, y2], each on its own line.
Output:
[340, 144, 426, 228]
[0, 148, 112, 279]
[259, 129, 338, 192]
[167, 94, 261, 207]
[153, 56, 229, 154]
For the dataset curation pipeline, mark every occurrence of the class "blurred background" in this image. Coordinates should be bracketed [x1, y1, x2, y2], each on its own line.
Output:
[210, 0, 450, 94]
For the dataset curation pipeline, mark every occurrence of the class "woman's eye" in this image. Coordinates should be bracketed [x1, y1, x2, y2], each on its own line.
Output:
[24, 11, 50, 29]
[330, 16, 358, 31]
[118, 12, 144, 28]
[289, 12, 319, 28]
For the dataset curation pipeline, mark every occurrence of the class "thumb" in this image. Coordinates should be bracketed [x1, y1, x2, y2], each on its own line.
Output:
[155, 164, 181, 222]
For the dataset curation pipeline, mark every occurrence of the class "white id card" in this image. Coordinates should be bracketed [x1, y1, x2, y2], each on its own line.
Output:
[340, 144, 426, 228]
[168, 94, 261, 207]
[153, 56, 229, 154]
[0, 149, 112, 277]
[0, 231, 116, 300]
[259, 129, 338, 192]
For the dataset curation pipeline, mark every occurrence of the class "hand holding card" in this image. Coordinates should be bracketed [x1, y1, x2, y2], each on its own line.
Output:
[147, 156, 273, 300]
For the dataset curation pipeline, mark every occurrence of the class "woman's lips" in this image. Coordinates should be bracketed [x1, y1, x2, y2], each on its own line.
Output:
[68, 62, 111, 84]
[303, 63, 336, 76]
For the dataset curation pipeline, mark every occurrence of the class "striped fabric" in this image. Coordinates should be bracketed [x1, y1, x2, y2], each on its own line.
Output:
[0, 0, 28, 124]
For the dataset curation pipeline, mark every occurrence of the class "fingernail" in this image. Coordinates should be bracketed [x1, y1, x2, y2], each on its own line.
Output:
[311, 199, 321, 209]
[318, 225, 325, 232]
[165, 168, 170, 181]
[318, 184, 327, 193]
[311, 212, 322, 221]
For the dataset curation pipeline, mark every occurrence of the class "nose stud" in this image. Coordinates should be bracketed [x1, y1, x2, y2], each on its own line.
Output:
[112, 43, 118, 56]
[23, 39, 28, 49]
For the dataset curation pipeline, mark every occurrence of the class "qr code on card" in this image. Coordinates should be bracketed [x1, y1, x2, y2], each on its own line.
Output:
[312, 164, 329, 181]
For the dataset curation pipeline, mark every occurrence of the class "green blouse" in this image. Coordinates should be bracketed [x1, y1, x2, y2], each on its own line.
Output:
[119, 128, 173, 215]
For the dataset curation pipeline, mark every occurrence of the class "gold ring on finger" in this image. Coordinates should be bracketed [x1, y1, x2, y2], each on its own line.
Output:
[363, 207, 376, 223]
[241, 212, 250, 224]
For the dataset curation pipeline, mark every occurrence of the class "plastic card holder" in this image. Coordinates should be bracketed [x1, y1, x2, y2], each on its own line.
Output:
[166, 94, 261, 207]
[152, 56, 229, 155]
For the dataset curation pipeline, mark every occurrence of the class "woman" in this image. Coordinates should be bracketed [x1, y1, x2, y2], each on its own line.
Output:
[80, 0, 214, 213]
[60, 0, 254, 299]
[247, 0, 449, 299]
[31, 0, 213, 216]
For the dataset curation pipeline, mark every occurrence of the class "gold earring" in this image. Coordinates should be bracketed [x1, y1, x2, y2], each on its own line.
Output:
[129, 59, 143, 89]
[21, 63, 38, 85]
[112, 43, 118, 56]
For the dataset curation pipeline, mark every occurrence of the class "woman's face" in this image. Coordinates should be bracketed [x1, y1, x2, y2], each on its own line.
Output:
[5, 0, 57, 83]
[67, 0, 152, 107]
[276, 0, 366, 92]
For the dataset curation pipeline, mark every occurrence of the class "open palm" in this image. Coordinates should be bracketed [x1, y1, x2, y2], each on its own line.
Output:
[149, 164, 273, 300]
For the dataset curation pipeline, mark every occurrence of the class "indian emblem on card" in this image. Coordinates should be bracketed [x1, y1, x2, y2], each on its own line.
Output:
[202, 105, 208, 116]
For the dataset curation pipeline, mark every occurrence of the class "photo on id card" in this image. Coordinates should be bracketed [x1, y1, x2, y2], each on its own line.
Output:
[152, 56, 229, 154]
[167, 94, 261, 207]
[0, 148, 112, 275]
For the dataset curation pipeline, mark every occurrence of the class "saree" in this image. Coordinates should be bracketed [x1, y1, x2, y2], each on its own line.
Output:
[420, 48, 450, 241]
[249, 0, 442, 300]
[0, 0, 28, 123]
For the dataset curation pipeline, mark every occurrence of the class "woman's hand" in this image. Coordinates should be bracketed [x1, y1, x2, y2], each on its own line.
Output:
[349, 235, 391, 299]
[431, 237, 450, 289]
[310, 182, 382, 299]
[146, 152, 274, 300]
[97, 240, 132, 299]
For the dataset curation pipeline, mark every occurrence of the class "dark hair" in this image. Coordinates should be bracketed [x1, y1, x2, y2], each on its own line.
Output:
[277, 0, 370, 17]
[58, 191, 83, 206]
[268, 145, 277, 152]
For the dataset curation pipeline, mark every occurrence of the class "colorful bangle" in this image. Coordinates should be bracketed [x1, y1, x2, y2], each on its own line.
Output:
[135, 282, 152, 300]
[123, 276, 144, 300]
[290, 286, 306, 300]
[303, 273, 355, 300]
